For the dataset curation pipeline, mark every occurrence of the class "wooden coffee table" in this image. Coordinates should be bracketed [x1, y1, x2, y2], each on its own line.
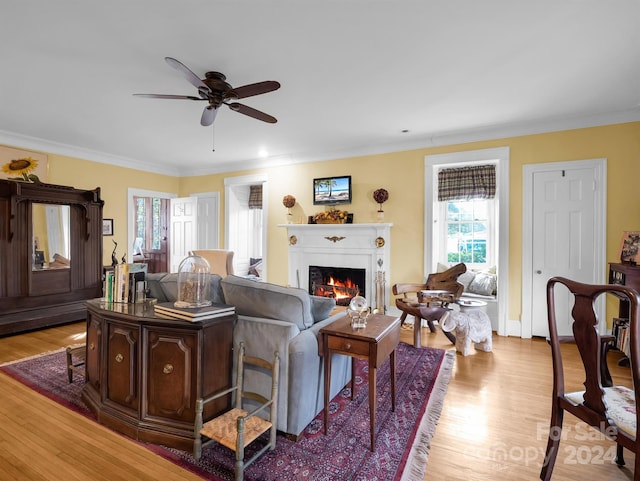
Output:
[320, 313, 400, 451]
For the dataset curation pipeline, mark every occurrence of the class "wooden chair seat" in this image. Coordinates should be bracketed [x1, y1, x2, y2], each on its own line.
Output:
[392, 263, 466, 347]
[565, 385, 636, 438]
[194, 342, 279, 481]
[200, 408, 273, 451]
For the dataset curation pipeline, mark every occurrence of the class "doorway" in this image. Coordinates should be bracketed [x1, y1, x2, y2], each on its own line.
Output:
[522, 158, 606, 338]
[128, 189, 175, 273]
[225, 174, 268, 279]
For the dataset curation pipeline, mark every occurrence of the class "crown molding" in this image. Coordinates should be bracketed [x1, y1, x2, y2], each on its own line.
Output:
[2, 107, 640, 178]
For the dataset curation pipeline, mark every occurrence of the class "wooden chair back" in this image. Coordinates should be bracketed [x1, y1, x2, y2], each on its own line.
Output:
[541, 276, 640, 480]
[392, 263, 467, 301]
[194, 343, 280, 480]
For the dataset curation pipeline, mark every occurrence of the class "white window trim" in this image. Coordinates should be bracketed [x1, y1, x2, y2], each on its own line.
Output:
[425, 147, 510, 336]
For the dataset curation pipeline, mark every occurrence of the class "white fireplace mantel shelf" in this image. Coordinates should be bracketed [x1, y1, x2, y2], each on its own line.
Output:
[278, 223, 392, 311]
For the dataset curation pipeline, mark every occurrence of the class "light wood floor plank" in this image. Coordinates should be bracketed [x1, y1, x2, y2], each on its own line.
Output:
[0, 321, 636, 480]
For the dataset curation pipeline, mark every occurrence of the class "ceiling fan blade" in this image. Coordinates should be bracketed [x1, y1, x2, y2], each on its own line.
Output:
[133, 93, 204, 100]
[164, 57, 210, 92]
[201, 106, 219, 126]
[226, 81, 281, 100]
[227, 102, 277, 123]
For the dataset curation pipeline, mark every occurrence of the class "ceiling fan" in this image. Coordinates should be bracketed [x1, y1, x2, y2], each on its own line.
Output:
[134, 57, 280, 126]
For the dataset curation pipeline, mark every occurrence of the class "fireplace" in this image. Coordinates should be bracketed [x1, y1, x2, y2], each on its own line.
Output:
[309, 265, 366, 306]
[280, 222, 392, 313]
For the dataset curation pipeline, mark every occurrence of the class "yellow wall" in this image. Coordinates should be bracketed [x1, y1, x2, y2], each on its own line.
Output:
[45, 154, 180, 266]
[10, 120, 640, 325]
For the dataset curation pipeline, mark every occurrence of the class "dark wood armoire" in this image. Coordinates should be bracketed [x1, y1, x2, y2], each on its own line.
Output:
[0, 179, 104, 336]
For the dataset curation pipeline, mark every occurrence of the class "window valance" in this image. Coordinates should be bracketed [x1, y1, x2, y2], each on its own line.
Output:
[437, 164, 496, 201]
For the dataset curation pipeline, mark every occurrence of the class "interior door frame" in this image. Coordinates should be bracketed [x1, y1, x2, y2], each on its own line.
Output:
[424, 146, 510, 336]
[521, 158, 607, 338]
[224, 173, 268, 279]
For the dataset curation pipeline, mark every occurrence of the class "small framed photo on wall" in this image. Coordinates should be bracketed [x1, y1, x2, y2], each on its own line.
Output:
[102, 219, 114, 236]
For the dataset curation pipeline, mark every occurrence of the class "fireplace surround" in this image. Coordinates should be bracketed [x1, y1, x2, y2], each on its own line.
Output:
[280, 223, 392, 312]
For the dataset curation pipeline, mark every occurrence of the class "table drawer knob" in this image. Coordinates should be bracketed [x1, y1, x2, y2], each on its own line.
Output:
[345, 342, 351, 350]
[115, 353, 123, 363]
[163, 364, 174, 374]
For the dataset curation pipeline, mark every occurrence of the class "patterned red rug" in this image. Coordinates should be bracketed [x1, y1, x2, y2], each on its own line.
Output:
[0, 342, 453, 481]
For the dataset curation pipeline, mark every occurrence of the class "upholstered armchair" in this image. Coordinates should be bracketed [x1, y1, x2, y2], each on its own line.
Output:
[189, 249, 235, 277]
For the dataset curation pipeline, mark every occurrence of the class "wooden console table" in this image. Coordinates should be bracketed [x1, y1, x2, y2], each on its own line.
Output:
[320, 313, 400, 451]
[82, 299, 236, 451]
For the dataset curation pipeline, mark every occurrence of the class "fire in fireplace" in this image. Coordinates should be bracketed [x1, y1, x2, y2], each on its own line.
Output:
[309, 265, 366, 306]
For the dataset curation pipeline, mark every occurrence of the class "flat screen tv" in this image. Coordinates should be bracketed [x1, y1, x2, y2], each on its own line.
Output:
[313, 175, 352, 206]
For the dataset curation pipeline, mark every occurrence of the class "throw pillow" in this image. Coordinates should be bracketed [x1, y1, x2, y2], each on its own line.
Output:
[437, 262, 450, 273]
[248, 259, 263, 277]
[457, 270, 476, 290]
[468, 272, 497, 296]
[310, 295, 336, 322]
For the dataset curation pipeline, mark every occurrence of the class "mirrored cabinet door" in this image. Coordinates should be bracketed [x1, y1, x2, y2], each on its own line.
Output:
[32, 203, 71, 270]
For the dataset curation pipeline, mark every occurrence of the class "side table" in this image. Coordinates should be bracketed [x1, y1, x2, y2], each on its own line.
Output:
[320, 313, 400, 451]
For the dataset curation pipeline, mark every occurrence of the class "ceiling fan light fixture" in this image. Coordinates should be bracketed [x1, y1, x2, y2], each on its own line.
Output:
[135, 57, 281, 130]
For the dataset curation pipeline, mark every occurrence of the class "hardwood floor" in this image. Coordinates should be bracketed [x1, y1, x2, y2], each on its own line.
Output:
[0, 321, 635, 480]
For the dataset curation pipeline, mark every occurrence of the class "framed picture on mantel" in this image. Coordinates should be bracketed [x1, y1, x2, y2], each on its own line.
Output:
[619, 231, 640, 264]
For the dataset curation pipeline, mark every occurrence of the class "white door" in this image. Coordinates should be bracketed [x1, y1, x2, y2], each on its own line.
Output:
[527, 161, 605, 337]
[192, 193, 219, 249]
[169, 197, 198, 272]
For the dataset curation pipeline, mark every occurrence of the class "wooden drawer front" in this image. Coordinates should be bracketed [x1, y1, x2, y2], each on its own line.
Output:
[106, 323, 138, 411]
[327, 335, 370, 356]
[144, 329, 197, 422]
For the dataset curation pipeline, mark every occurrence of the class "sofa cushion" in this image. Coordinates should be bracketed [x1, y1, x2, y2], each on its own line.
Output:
[146, 272, 225, 304]
[310, 295, 336, 323]
[221, 275, 314, 330]
[146, 272, 170, 302]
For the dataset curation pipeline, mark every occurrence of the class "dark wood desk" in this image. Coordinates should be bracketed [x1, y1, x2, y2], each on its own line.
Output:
[320, 314, 400, 451]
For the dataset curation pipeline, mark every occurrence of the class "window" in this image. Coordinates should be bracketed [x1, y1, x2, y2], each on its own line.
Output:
[435, 163, 497, 270]
[441, 198, 495, 268]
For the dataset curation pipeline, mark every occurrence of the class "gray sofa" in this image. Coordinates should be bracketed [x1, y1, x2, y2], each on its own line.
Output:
[145, 273, 351, 438]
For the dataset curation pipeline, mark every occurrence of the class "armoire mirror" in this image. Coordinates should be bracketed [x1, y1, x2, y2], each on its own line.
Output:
[32, 203, 71, 270]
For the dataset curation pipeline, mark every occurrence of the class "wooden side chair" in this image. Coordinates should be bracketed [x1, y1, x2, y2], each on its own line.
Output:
[541, 276, 640, 481]
[65, 343, 86, 383]
[392, 263, 466, 346]
[194, 342, 279, 481]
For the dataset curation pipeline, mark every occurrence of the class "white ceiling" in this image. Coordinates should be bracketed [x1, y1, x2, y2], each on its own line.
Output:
[2, 0, 639, 177]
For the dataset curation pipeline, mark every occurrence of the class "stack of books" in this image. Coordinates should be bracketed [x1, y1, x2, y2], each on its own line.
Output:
[153, 302, 235, 322]
[104, 263, 148, 303]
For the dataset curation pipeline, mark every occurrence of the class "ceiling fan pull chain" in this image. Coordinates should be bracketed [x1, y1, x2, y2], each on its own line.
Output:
[212, 124, 215, 152]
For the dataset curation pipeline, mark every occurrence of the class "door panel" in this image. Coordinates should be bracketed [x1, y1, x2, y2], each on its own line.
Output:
[169, 197, 198, 273]
[531, 167, 597, 337]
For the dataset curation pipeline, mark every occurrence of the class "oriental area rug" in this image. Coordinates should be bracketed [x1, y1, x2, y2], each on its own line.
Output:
[0, 342, 454, 481]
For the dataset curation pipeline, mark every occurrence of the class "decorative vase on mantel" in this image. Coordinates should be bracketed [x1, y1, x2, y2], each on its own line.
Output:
[373, 188, 389, 223]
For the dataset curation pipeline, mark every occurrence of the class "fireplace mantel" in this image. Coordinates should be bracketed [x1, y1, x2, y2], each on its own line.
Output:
[278, 223, 392, 311]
